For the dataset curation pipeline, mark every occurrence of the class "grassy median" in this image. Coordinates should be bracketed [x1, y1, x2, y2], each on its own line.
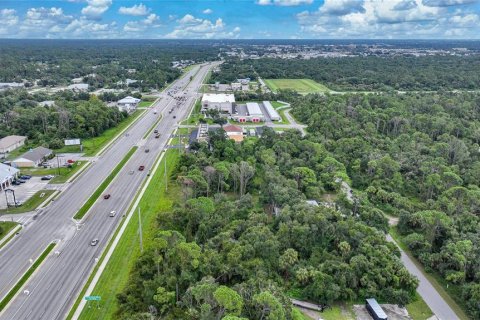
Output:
[0, 242, 56, 311]
[74, 149, 180, 320]
[0, 222, 17, 243]
[0, 190, 56, 215]
[73, 147, 137, 220]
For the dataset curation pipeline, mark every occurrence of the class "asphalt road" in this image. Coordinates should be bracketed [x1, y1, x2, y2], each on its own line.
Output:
[0, 62, 215, 320]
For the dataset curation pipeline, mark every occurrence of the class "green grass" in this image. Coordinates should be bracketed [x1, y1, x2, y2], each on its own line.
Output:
[0, 242, 55, 311]
[319, 304, 355, 320]
[76, 149, 181, 320]
[265, 79, 330, 94]
[20, 161, 86, 183]
[292, 308, 312, 320]
[271, 100, 288, 109]
[54, 110, 145, 156]
[406, 293, 434, 320]
[0, 222, 17, 242]
[0, 190, 56, 214]
[389, 227, 470, 320]
[183, 100, 203, 125]
[138, 100, 154, 108]
[73, 147, 137, 220]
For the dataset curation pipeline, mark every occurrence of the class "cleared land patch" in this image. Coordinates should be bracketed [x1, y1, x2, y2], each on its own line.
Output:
[265, 78, 330, 94]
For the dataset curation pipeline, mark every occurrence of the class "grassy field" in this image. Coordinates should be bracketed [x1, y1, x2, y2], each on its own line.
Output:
[73, 147, 137, 220]
[76, 149, 180, 320]
[0, 222, 17, 242]
[389, 227, 469, 320]
[406, 293, 434, 320]
[138, 100, 154, 108]
[265, 79, 330, 94]
[0, 242, 55, 311]
[54, 110, 144, 156]
[318, 304, 355, 320]
[20, 161, 86, 184]
[0, 190, 56, 214]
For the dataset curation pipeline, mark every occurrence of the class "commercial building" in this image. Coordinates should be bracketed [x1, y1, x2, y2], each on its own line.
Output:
[263, 101, 281, 121]
[0, 163, 19, 190]
[12, 146, 52, 168]
[201, 93, 235, 114]
[246, 102, 264, 122]
[117, 96, 141, 113]
[0, 135, 27, 154]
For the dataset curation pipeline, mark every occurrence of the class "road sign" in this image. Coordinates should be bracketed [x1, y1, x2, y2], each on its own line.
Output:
[85, 295, 101, 301]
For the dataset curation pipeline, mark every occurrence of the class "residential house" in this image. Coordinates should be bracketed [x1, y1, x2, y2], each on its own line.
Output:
[0, 135, 27, 154]
[12, 146, 52, 167]
[223, 124, 244, 142]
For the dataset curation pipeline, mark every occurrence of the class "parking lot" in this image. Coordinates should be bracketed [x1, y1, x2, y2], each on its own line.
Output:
[0, 177, 50, 209]
[43, 153, 83, 168]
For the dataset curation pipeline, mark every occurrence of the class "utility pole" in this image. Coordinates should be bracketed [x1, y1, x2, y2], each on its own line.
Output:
[138, 207, 143, 253]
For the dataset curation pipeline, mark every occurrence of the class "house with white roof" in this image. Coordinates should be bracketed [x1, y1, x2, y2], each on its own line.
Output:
[0, 135, 27, 155]
[0, 163, 19, 190]
[117, 96, 141, 113]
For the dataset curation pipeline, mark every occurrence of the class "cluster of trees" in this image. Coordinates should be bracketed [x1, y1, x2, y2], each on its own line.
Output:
[116, 128, 417, 319]
[291, 92, 480, 318]
[215, 56, 480, 91]
[0, 90, 127, 149]
[0, 40, 219, 91]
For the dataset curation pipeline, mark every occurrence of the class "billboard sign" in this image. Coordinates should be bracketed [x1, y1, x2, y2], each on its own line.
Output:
[64, 139, 81, 146]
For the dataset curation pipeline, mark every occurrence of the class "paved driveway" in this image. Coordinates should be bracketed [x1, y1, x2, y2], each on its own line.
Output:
[0, 177, 50, 209]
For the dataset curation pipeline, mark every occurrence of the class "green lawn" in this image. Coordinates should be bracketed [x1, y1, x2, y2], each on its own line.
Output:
[20, 161, 86, 184]
[74, 147, 137, 220]
[54, 110, 145, 156]
[0, 190, 56, 214]
[406, 293, 434, 320]
[265, 79, 330, 94]
[318, 304, 355, 320]
[271, 100, 288, 109]
[76, 149, 180, 320]
[0, 221, 17, 242]
[139, 100, 154, 108]
[183, 100, 203, 125]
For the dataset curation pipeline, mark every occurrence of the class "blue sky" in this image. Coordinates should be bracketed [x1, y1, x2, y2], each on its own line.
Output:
[0, 0, 479, 39]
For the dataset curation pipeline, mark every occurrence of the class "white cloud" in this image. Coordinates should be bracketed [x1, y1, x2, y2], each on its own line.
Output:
[166, 14, 239, 39]
[296, 0, 479, 38]
[0, 9, 18, 35]
[257, 0, 313, 6]
[20, 7, 74, 35]
[81, 0, 112, 19]
[119, 4, 150, 16]
[203, 8, 213, 14]
[423, 0, 477, 7]
[123, 13, 161, 32]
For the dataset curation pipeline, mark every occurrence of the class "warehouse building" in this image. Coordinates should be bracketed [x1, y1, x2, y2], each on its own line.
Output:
[262, 101, 281, 121]
[201, 93, 235, 114]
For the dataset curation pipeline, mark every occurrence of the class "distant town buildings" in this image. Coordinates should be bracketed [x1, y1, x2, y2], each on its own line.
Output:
[0, 82, 24, 90]
[67, 83, 89, 92]
[117, 96, 141, 113]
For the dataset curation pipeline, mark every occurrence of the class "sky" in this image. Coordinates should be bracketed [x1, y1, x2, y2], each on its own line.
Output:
[0, 0, 479, 39]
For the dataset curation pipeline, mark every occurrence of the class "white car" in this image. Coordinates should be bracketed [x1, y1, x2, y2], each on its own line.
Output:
[109, 210, 116, 217]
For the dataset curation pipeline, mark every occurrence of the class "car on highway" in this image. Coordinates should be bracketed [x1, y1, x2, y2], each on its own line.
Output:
[129, 170, 134, 175]
[109, 210, 116, 217]
[145, 148, 150, 153]
[173, 115, 176, 119]
[41, 175, 54, 180]
[154, 129, 158, 133]
[155, 133, 161, 138]
[90, 238, 99, 246]
[138, 165, 145, 171]
[103, 194, 111, 199]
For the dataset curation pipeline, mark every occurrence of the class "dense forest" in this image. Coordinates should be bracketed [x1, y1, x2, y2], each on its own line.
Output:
[291, 92, 480, 318]
[0, 40, 218, 91]
[116, 129, 418, 319]
[0, 90, 127, 149]
[211, 56, 480, 91]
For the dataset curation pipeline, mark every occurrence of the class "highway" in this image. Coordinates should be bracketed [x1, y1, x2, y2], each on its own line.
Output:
[0, 62, 214, 320]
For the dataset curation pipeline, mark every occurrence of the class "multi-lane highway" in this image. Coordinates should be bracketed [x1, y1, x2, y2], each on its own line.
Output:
[0, 62, 215, 320]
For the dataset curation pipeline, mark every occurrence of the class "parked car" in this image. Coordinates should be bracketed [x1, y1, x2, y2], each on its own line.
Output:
[20, 175, 32, 180]
[67, 159, 75, 164]
[12, 180, 21, 185]
[17, 179, 26, 183]
[103, 194, 111, 199]
[109, 210, 116, 217]
[41, 175, 54, 180]
[138, 165, 145, 171]
[90, 238, 99, 246]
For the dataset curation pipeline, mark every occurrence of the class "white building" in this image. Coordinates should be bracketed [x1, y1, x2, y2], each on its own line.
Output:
[12, 146, 52, 168]
[0, 163, 19, 190]
[71, 77, 84, 84]
[117, 96, 141, 113]
[67, 83, 89, 92]
[201, 93, 235, 114]
[263, 101, 281, 121]
[0, 82, 24, 90]
[0, 136, 27, 154]
[246, 102, 264, 122]
[39, 100, 55, 107]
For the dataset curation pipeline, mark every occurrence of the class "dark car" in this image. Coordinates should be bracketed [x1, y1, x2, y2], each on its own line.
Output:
[154, 129, 158, 133]
[173, 115, 176, 119]
[155, 133, 160, 139]
[12, 180, 21, 185]
[41, 175, 54, 180]
[17, 179, 26, 183]
[138, 165, 145, 171]
[103, 194, 111, 199]
[20, 175, 32, 180]
[145, 148, 150, 153]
